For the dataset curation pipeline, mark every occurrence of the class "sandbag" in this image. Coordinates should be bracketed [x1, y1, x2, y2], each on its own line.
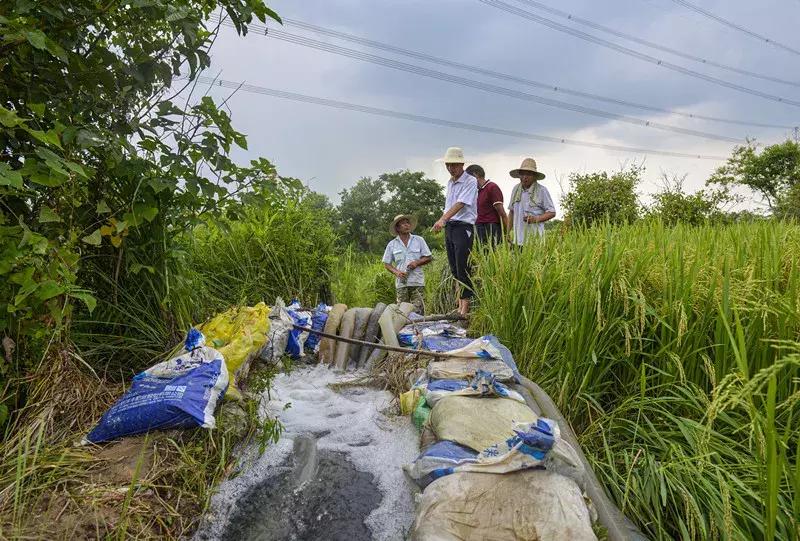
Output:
[319, 303, 346, 364]
[305, 303, 330, 353]
[286, 308, 312, 359]
[349, 307, 373, 365]
[378, 303, 399, 347]
[423, 335, 522, 383]
[84, 329, 229, 444]
[410, 470, 597, 541]
[368, 303, 415, 367]
[428, 359, 514, 383]
[201, 302, 270, 398]
[430, 395, 537, 452]
[423, 373, 525, 407]
[259, 301, 294, 367]
[404, 440, 477, 488]
[358, 302, 386, 367]
[398, 321, 466, 347]
[334, 307, 358, 370]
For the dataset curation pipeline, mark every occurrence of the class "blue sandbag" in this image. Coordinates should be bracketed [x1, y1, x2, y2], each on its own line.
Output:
[286, 309, 311, 358]
[305, 304, 329, 352]
[404, 440, 478, 488]
[85, 331, 229, 444]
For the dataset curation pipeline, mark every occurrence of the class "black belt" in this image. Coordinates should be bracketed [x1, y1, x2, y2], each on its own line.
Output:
[446, 220, 472, 226]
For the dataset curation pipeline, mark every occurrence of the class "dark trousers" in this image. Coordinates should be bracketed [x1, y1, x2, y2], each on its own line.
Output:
[445, 221, 474, 300]
[476, 222, 502, 246]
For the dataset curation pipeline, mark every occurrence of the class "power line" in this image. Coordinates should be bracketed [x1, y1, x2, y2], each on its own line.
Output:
[666, 0, 800, 56]
[477, 0, 800, 107]
[266, 15, 793, 130]
[219, 20, 741, 143]
[193, 75, 730, 160]
[508, 0, 800, 87]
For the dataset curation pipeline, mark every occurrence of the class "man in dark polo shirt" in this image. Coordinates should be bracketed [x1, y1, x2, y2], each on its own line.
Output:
[466, 164, 508, 246]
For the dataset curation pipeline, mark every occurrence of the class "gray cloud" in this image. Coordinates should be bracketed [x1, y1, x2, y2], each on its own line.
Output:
[197, 0, 800, 208]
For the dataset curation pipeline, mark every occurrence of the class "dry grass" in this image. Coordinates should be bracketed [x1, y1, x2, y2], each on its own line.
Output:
[0, 349, 261, 540]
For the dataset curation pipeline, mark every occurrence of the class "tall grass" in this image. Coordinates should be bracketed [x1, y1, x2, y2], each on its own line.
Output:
[470, 220, 800, 540]
[331, 248, 457, 314]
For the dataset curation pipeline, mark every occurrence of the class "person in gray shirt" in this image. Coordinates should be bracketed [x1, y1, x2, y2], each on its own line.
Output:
[507, 158, 556, 245]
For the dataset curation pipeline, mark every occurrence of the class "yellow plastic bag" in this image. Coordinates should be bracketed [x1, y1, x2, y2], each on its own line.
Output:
[400, 388, 422, 416]
[200, 302, 270, 400]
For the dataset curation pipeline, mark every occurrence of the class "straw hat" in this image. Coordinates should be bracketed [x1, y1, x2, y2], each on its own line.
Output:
[436, 147, 466, 164]
[510, 157, 546, 180]
[390, 214, 417, 236]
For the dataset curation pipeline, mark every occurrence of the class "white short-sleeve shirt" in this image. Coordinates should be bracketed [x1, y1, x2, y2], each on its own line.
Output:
[382, 234, 433, 288]
[445, 172, 479, 224]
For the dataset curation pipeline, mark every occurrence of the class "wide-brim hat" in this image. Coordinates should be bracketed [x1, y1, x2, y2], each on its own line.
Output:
[510, 157, 546, 180]
[436, 146, 466, 164]
[390, 214, 418, 236]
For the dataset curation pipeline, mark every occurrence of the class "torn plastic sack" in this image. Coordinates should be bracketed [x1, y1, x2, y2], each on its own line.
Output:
[427, 358, 514, 383]
[304, 303, 329, 353]
[404, 440, 478, 488]
[412, 396, 432, 431]
[398, 321, 466, 347]
[400, 388, 422, 416]
[430, 395, 537, 452]
[84, 329, 229, 444]
[423, 371, 526, 406]
[410, 470, 597, 541]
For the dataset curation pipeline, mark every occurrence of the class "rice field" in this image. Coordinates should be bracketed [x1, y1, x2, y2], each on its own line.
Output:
[466, 220, 800, 540]
[331, 220, 800, 539]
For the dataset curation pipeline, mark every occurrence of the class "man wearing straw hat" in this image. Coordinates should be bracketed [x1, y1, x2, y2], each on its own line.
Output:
[507, 157, 556, 245]
[382, 214, 433, 314]
[432, 147, 478, 316]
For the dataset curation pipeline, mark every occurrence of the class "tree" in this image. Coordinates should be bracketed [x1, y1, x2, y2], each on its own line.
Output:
[649, 174, 730, 226]
[337, 177, 386, 251]
[0, 1, 282, 399]
[562, 167, 641, 227]
[708, 140, 800, 211]
[380, 170, 446, 230]
[336, 170, 445, 251]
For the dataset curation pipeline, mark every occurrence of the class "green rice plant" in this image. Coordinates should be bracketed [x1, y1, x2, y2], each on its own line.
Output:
[468, 220, 800, 540]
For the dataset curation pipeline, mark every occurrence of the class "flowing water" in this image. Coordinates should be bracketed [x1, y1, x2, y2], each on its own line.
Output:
[195, 365, 420, 541]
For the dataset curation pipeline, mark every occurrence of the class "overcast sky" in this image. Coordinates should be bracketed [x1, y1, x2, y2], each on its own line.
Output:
[194, 0, 799, 212]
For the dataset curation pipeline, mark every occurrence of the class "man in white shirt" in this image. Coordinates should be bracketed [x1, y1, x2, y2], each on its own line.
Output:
[507, 158, 556, 245]
[382, 214, 433, 314]
[432, 147, 478, 316]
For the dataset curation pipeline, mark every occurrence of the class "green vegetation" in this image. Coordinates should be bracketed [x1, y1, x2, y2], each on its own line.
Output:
[336, 170, 446, 252]
[469, 221, 800, 540]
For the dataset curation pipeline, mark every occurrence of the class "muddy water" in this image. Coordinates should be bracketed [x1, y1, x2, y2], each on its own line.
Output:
[196, 366, 419, 541]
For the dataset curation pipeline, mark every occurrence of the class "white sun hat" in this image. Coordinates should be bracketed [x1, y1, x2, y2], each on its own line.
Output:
[436, 147, 466, 164]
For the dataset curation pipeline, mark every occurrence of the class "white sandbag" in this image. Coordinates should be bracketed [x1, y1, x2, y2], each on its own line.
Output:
[411, 470, 597, 541]
[334, 307, 358, 370]
[319, 303, 346, 364]
[428, 358, 514, 382]
[430, 395, 537, 452]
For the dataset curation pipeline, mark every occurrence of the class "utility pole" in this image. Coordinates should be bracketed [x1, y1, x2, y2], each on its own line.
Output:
[794, 126, 799, 144]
